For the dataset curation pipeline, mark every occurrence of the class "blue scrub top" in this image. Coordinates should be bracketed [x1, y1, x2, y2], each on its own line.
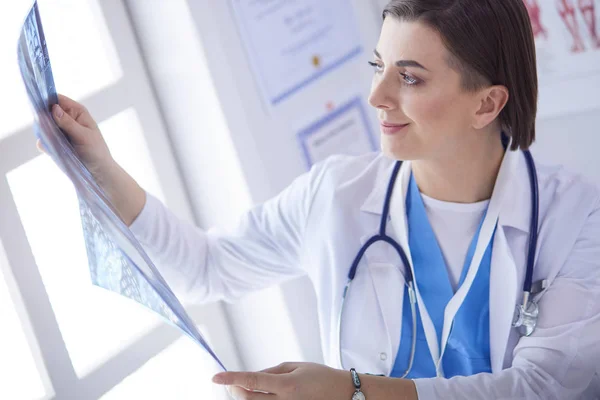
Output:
[391, 174, 494, 378]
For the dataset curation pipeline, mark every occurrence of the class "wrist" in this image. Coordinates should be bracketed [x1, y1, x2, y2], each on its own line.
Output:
[348, 369, 366, 400]
[100, 161, 146, 226]
[335, 368, 357, 400]
[91, 158, 121, 191]
[359, 373, 418, 400]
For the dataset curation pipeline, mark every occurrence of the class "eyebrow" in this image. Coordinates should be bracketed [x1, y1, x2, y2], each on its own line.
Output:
[373, 49, 429, 71]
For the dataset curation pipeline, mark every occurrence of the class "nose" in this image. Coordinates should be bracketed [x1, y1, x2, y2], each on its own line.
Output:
[368, 75, 397, 111]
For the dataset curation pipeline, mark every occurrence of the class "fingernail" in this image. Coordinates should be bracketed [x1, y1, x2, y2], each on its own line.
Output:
[213, 374, 225, 384]
[54, 105, 64, 119]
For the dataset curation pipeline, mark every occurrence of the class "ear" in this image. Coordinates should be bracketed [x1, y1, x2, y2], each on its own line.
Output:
[472, 85, 509, 130]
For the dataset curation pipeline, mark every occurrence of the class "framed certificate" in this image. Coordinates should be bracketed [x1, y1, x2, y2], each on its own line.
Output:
[230, 0, 363, 106]
[297, 97, 377, 168]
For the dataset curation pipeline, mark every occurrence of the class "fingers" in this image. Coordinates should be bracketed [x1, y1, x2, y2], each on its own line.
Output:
[213, 372, 284, 393]
[52, 104, 90, 144]
[57, 94, 98, 129]
[228, 386, 273, 400]
[36, 139, 46, 154]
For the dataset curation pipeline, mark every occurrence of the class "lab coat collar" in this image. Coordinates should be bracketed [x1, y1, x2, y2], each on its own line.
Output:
[359, 157, 409, 216]
[359, 149, 531, 234]
[496, 150, 532, 234]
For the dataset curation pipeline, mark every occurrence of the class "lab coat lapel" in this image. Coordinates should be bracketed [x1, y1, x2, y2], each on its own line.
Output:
[364, 261, 404, 374]
[490, 151, 532, 371]
[388, 162, 442, 374]
[359, 159, 413, 375]
[360, 160, 442, 374]
[433, 146, 526, 375]
[489, 226, 518, 371]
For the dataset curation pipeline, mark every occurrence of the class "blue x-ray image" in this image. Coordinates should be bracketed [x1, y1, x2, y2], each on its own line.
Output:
[16, 1, 226, 372]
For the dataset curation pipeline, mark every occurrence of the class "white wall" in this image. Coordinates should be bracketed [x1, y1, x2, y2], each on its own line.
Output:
[123, 0, 315, 371]
[124, 0, 600, 374]
[533, 109, 600, 186]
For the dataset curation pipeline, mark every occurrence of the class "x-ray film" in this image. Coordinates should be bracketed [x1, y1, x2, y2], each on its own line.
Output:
[17, 1, 226, 371]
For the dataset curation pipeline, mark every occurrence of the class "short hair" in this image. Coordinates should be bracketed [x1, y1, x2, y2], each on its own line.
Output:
[383, 0, 538, 150]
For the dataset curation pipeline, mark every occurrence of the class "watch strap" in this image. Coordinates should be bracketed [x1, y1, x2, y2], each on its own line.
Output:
[350, 368, 366, 400]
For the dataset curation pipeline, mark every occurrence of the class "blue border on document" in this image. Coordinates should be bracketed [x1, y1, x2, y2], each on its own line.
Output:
[272, 46, 363, 105]
[297, 97, 377, 169]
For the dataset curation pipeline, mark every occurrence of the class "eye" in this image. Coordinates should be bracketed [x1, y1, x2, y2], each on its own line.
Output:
[368, 61, 383, 73]
[400, 73, 420, 86]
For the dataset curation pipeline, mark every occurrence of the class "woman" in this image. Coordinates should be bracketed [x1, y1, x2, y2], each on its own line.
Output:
[47, 0, 600, 398]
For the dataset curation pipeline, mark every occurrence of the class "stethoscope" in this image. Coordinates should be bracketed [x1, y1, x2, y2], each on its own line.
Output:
[338, 150, 542, 376]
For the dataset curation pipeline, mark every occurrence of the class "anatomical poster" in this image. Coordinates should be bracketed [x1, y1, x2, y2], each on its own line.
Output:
[515, 0, 600, 117]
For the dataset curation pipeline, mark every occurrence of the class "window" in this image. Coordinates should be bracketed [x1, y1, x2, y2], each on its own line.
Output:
[6, 109, 166, 377]
[0, 0, 121, 138]
[0, 241, 50, 400]
[101, 331, 228, 400]
[0, 1, 234, 398]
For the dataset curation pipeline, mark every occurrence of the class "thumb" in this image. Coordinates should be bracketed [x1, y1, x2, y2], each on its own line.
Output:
[52, 104, 88, 143]
[260, 362, 302, 375]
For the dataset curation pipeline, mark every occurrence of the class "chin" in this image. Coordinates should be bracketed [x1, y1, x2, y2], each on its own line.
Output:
[380, 135, 417, 161]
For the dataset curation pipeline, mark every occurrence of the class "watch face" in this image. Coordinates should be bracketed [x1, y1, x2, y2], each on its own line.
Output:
[352, 392, 366, 400]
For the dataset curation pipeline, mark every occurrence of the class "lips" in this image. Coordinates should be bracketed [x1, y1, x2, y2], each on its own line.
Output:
[380, 121, 409, 135]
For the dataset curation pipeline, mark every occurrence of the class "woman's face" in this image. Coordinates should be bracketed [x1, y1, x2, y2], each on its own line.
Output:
[368, 18, 484, 161]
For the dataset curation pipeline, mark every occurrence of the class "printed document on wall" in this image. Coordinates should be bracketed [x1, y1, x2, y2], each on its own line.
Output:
[297, 97, 376, 168]
[230, 0, 363, 106]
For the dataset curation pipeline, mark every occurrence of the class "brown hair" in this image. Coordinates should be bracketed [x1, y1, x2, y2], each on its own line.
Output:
[383, 0, 538, 150]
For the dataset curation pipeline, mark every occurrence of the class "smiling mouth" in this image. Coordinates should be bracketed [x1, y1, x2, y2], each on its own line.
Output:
[380, 122, 409, 135]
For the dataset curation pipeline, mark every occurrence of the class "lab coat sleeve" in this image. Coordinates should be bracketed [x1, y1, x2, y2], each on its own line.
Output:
[129, 161, 329, 304]
[413, 198, 600, 400]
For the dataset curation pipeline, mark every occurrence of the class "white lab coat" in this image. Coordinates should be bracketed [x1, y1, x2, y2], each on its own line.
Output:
[130, 149, 600, 399]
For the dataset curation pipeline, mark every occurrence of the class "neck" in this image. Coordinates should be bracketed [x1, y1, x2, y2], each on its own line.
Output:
[411, 130, 505, 203]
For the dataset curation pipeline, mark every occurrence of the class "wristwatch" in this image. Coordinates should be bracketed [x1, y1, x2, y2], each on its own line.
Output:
[350, 368, 366, 400]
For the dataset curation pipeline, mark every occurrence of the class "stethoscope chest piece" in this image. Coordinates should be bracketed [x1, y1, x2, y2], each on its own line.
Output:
[512, 300, 539, 337]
